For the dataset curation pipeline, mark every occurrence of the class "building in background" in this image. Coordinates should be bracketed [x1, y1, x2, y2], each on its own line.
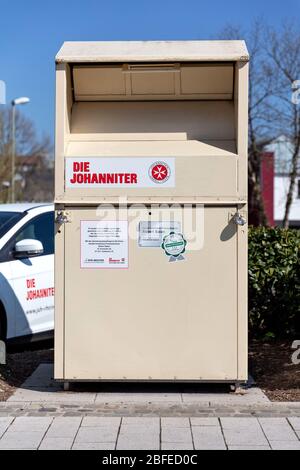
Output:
[261, 152, 274, 226]
[266, 136, 300, 228]
[15, 154, 54, 202]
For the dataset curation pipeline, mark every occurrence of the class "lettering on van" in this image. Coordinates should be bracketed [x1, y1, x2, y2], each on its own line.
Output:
[65, 157, 175, 188]
[26, 278, 55, 301]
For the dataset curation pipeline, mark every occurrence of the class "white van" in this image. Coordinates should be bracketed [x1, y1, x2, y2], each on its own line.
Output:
[0, 203, 54, 343]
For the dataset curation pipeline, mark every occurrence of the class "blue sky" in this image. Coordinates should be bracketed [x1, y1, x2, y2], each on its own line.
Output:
[1, 0, 300, 145]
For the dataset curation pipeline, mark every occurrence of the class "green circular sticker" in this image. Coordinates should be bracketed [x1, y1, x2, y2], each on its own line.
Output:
[161, 232, 187, 258]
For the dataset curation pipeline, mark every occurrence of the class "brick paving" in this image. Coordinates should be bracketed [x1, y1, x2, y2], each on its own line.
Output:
[1, 399, 300, 417]
[0, 416, 299, 450]
[0, 364, 299, 449]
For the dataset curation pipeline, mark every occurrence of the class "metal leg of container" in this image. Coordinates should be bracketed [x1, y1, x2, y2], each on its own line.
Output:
[230, 382, 247, 394]
[63, 381, 70, 391]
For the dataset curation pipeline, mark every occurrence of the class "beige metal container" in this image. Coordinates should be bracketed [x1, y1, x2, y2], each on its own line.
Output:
[54, 41, 249, 384]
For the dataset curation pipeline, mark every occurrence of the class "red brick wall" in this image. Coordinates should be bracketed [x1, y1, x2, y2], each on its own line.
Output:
[261, 152, 274, 226]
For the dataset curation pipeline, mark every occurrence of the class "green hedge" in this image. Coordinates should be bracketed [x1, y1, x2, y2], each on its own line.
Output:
[248, 226, 300, 339]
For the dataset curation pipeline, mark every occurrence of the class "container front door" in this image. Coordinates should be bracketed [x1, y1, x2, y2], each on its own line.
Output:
[63, 206, 239, 381]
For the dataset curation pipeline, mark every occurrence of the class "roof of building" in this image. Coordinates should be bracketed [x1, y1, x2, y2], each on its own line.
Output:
[56, 40, 249, 63]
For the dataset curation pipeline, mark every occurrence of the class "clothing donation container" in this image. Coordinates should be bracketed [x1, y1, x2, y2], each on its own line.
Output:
[54, 41, 249, 387]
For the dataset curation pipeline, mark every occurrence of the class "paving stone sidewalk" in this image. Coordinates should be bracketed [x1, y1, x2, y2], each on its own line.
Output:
[0, 416, 299, 450]
[7, 364, 270, 406]
[0, 364, 299, 450]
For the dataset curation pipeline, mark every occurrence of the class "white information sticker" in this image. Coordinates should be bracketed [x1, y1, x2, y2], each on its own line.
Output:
[138, 221, 181, 247]
[81, 221, 128, 269]
[65, 157, 175, 188]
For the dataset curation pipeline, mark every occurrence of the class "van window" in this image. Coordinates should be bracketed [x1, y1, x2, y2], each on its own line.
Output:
[15, 212, 54, 256]
[0, 212, 24, 239]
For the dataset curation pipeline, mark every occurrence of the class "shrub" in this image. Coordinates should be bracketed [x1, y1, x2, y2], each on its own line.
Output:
[248, 226, 300, 339]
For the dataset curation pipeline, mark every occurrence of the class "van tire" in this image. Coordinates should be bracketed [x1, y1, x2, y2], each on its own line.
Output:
[0, 302, 7, 341]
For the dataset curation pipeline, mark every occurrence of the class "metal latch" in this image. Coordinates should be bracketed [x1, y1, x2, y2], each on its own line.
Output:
[233, 212, 247, 226]
[55, 210, 71, 224]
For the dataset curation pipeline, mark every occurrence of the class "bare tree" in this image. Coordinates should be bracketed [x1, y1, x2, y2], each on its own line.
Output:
[217, 20, 300, 227]
[266, 23, 300, 228]
[0, 106, 53, 202]
[216, 20, 278, 226]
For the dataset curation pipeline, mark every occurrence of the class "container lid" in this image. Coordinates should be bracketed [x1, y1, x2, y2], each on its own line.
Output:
[56, 40, 249, 63]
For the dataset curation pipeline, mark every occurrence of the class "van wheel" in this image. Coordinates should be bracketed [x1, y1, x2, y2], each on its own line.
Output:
[0, 320, 3, 341]
[0, 319, 6, 364]
[0, 303, 7, 341]
[0, 338, 5, 364]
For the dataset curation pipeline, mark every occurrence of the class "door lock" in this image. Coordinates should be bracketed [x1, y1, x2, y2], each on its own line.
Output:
[55, 210, 71, 224]
[233, 212, 247, 226]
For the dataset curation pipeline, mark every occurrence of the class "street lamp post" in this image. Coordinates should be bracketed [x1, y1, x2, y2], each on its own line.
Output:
[11, 97, 30, 203]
